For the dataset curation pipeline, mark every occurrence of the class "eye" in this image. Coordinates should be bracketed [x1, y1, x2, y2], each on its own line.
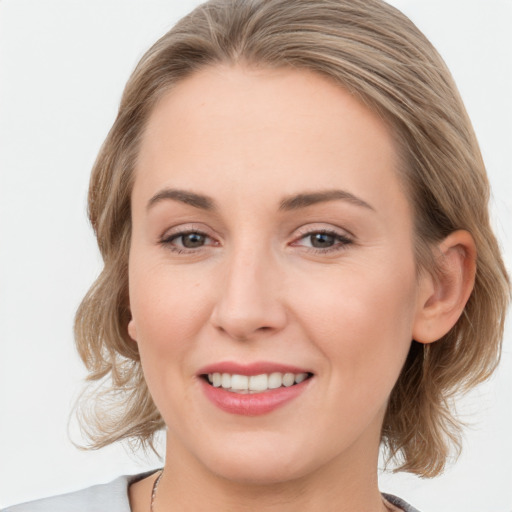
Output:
[161, 230, 216, 252]
[177, 232, 208, 248]
[292, 229, 353, 253]
[307, 232, 338, 248]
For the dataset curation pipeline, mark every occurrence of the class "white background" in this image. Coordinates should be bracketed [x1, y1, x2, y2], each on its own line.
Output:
[0, 1, 510, 510]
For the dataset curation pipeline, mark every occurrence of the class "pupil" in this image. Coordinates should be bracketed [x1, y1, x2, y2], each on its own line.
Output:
[311, 233, 334, 248]
[183, 233, 205, 248]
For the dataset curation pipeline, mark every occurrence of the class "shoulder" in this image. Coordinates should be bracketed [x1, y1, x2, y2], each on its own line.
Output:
[2, 472, 156, 512]
[382, 493, 422, 512]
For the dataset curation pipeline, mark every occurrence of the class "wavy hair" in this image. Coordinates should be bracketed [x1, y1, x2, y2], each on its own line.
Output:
[74, 0, 510, 477]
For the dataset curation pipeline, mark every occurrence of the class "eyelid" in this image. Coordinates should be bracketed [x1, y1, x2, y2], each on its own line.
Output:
[164, 230, 212, 244]
[292, 223, 355, 241]
[159, 223, 221, 253]
[292, 229, 352, 245]
[290, 224, 355, 253]
[160, 223, 216, 241]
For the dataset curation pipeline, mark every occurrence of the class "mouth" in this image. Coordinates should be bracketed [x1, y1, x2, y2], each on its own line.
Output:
[198, 363, 314, 415]
[201, 371, 313, 394]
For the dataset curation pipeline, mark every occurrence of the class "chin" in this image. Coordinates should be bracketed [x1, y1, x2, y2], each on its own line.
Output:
[195, 434, 319, 485]
[210, 457, 310, 486]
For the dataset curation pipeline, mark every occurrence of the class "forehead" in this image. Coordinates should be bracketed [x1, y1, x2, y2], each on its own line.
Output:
[139, 64, 396, 161]
[134, 64, 409, 222]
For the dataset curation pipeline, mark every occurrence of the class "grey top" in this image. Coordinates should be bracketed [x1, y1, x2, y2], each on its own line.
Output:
[3, 473, 421, 512]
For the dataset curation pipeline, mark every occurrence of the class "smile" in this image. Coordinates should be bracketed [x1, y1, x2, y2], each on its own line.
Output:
[198, 363, 314, 415]
[206, 372, 310, 393]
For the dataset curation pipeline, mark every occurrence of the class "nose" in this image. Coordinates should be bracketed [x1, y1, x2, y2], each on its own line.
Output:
[210, 245, 288, 341]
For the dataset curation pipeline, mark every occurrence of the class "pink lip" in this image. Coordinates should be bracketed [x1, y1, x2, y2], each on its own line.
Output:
[198, 361, 311, 376]
[198, 361, 313, 416]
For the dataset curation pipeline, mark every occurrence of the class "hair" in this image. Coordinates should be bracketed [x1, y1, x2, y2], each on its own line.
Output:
[74, 0, 510, 477]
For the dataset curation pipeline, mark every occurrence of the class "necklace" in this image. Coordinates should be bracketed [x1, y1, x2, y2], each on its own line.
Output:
[150, 469, 164, 512]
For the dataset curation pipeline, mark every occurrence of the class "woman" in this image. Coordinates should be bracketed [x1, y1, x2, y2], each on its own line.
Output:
[2, 0, 509, 511]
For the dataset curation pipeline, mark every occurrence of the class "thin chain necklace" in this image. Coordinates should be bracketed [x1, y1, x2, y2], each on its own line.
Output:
[150, 469, 164, 512]
[150, 469, 396, 512]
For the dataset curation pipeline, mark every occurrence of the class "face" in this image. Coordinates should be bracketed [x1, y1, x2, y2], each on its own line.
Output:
[128, 65, 428, 484]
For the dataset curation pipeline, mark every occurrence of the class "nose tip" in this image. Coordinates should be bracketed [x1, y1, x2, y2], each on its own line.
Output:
[209, 257, 287, 341]
[210, 288, 287, 340]
[211, 310, 280, 341]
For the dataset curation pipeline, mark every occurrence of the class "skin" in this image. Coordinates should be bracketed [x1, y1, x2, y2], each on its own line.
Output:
[127, 65, 475, 512]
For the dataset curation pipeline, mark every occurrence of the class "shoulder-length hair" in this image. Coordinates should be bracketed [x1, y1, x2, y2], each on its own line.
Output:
[74, 0, 510, 477]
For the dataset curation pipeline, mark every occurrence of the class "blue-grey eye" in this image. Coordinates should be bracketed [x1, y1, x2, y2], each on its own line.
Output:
[309, 232, 336, 248]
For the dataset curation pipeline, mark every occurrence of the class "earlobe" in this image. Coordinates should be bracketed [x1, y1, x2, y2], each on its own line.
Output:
[413, 230, 476, 344]
[127, 318, 138, 342]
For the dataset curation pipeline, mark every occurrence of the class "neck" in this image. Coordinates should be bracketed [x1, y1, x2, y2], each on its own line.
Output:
[154, 432, 387, 512]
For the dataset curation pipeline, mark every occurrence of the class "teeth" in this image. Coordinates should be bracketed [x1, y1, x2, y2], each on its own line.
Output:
[212, 373, 222, 387]
[295, 372, 307, 384]
[282, 373, 295, 387]
[231, 374, 249, 390]
[221, 373, 231, 389]
[207, 372, 309, 393]
[249, 374, 268, 391]
[268, 372, 282, 389]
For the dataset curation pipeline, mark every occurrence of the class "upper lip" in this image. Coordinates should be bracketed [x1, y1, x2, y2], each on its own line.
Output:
[197, 361, 313, 376]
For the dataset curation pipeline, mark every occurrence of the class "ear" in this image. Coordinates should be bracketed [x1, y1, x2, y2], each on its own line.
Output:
[127, 318, 138, 342]
[413, 230, 476, 344]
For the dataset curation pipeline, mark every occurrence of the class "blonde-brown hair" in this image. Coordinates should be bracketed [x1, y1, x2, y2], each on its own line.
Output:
[74, 0, 510, 477]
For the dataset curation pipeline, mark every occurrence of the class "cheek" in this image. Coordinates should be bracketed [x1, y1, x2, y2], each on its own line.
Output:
[129, 258, 211, 339]
[292, 261, 418, 383]
[127, 261, 213, 413]
[127, 263, 206, 379]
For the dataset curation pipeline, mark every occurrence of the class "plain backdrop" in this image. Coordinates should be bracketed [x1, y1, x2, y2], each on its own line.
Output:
[0, 1, 511, 510]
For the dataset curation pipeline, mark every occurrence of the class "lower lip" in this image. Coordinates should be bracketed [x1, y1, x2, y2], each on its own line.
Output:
[200, 378, 311, 416]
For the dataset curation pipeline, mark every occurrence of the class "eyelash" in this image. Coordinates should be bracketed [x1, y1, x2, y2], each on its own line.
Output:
[159, 228, 353, 254]
[160, 230, 216, 254]
[291, 229, 353, 254]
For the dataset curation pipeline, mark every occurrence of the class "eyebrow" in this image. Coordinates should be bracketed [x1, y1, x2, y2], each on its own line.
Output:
[146, 187, 374, 213]
[147, 188, 216, 211]
[279, 190, 375, 212]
